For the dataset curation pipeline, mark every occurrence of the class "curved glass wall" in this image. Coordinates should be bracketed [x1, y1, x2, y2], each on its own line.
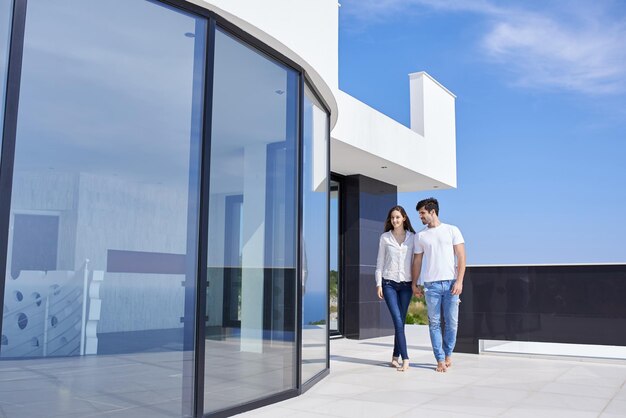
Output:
[0, 1, 332, 416]
[0, 0, 206, 416]
[301, 84, 329, 383]
[0, 0, 13, 156]
[204, 27, 299, 414]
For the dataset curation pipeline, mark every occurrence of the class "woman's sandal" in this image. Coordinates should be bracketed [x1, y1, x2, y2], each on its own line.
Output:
[397, 360, 410, 372]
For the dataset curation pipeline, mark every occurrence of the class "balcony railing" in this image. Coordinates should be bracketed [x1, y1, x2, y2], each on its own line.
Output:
[456, 264, 626, 354]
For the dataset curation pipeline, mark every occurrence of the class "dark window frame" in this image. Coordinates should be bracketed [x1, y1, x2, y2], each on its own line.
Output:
[329, 173, 346, 339]
[0, 0, 26, 348]
[300, 80, 331, 390]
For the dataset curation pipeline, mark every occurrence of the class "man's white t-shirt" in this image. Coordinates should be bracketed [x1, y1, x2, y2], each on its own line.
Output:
[414, 223, 464, 283]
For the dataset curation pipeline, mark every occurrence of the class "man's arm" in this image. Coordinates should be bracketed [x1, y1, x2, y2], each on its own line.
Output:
[451, 243, 466, 295]
[412, 252, 423, 297]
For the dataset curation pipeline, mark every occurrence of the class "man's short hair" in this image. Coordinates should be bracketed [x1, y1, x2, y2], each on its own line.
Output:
[416, 198, 439, 216]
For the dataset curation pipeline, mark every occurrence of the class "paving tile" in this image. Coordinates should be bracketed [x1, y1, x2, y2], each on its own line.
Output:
[519, 392, 609, 413]
[452, 385, 531, 403]
[307, 381, 375, 397]
[601, 399, 626, 416]
[394, 407, 490, 418]
[236, 405, 302, 417]
[292, 398, 410, 418]
[278, 394, 342, 411]
[555, 365, 626, 388]
[416, 395, 511, 416]
[348, 389, 438, 407]
[329, 368, 419, 389]
[473, 375, 554, 392]
[614, 385, 626, 400]
[539, 381, 619, 399]
[500, 406, 599, 418]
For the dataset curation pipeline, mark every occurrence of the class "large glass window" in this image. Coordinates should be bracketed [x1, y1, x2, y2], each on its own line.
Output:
[0, 0, 13, 155]
[0, 1, 206, 417]
[301, 85, 329, 383]
[204, 28, 299, 414]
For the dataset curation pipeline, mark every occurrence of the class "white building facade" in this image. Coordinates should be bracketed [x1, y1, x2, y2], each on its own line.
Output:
[0, 0, 456, 417]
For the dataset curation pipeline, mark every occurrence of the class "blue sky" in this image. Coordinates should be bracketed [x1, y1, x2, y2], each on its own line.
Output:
[338, 0, 626, 265]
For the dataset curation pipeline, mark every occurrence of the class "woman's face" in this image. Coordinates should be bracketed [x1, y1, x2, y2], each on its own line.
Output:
[390, 210, 405, 230]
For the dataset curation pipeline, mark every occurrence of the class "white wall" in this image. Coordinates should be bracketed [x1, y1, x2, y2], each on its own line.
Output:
[410, 71, 457, 186]
[331, 72, 457, 192]
[195, 1, 458, 192]
[197, 0, 339, 126]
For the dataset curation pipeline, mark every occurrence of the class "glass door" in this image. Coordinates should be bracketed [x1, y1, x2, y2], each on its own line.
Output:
[329, 179, 341, 335]
[203, 27, 298, 414]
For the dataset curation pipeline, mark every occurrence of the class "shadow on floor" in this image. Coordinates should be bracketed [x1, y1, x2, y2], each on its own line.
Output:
[359, 341, 434, 352]
[330, 355, 436, 370]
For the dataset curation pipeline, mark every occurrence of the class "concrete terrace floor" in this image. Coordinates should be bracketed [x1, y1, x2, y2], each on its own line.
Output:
[236, 325, 626, 418]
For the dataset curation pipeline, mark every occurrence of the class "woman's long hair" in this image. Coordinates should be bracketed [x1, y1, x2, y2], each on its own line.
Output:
[383, 205, 416, 233]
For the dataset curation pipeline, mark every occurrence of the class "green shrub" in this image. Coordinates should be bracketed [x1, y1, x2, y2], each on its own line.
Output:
[406, 295, 428, 325]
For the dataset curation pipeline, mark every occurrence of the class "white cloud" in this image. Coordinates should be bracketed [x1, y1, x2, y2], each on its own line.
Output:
[341, 0, 499, 21]
[341, 0, 626, 95]
[340, 0, 409, 22]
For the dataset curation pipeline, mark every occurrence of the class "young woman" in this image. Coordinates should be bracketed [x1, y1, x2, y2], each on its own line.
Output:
[375, 205, 416, 372]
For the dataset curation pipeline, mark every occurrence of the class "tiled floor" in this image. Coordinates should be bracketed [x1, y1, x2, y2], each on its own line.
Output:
[236, 325, 626, 417]
[1, 325, 624, 417]
[0, 339, 296, 418]
[0, 352, 190, 418]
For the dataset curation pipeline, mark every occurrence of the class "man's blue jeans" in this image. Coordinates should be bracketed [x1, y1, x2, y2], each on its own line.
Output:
[382, 279, 412, 360]
[424, 280, 460, 362]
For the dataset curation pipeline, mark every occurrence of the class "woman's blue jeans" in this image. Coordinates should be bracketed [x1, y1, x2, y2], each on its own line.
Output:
[382, 279, 412, 360]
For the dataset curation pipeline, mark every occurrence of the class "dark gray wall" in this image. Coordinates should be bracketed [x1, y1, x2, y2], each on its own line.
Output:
[457, 264, 626, 354]
[342, 174, 397, 339]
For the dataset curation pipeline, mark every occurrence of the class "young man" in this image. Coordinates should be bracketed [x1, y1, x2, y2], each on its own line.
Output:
[412, 198, 466, 373]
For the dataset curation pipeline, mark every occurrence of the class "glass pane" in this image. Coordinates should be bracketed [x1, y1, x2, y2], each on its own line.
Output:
[0, 0, 13, 155]
[330, 180, 340, 334]
[204, 28, 298, 414]
[301, 85, 329, 383]
[0, 1, 206, 417]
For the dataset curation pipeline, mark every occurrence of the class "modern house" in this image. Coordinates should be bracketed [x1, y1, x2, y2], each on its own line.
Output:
[0, 0, 457, 417]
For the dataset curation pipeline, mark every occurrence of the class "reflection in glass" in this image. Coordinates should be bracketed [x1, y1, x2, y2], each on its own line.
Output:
[204, 28, 298, 414]
[0, 0, 13, 154]
[301, 85, 329, 383]
[329, 180, 340, 334]
[0, 1, 206, 416]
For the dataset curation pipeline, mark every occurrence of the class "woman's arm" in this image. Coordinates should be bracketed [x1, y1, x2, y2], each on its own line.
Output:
[375, 234, 386, 299]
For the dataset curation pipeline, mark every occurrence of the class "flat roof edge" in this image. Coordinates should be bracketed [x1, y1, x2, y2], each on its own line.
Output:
[409, 71, 456, 98]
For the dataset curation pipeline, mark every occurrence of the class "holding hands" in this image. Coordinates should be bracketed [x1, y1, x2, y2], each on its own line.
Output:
[412, 283, 423, 298]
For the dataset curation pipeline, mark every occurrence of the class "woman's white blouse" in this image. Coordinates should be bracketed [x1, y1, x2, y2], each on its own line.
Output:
[375, 231, 415, 287]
